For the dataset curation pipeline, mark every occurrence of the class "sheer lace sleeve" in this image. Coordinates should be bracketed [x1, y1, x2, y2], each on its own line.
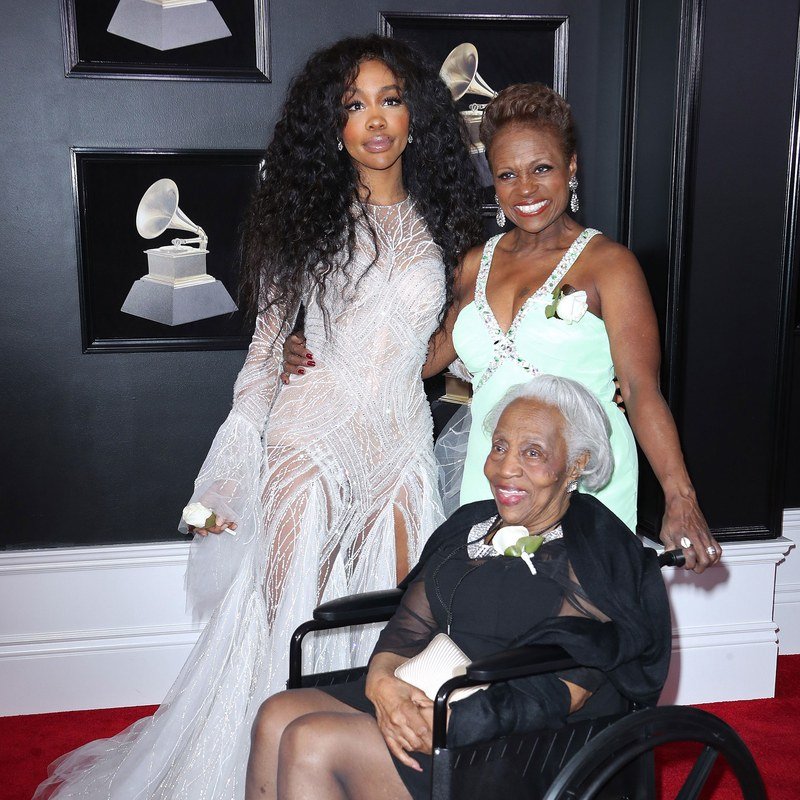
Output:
[371, 573, 439, 660]
[182, 302, 295, 617]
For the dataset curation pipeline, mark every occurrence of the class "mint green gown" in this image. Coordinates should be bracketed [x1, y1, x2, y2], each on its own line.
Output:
[451, 229, 638, 531]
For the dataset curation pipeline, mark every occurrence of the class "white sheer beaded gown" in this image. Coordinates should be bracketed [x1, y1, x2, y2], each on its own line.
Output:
[35, 197, 446, 800]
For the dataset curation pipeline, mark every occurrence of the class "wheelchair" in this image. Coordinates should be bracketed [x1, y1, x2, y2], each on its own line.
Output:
[288, 546, 766, 799]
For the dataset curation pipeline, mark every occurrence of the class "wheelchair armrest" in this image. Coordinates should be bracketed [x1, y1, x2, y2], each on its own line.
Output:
[430, 645, 579, 748]
[466, 644, 578, 682]
[313, 588, 405, 624]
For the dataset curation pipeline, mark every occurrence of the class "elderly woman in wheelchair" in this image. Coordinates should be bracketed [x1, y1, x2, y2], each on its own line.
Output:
[244, 374, 712, 800]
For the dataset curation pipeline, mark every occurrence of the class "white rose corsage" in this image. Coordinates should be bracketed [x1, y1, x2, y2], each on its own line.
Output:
[182, 502, 236, 536]
[490, 525, 544, 575]
[545, 284, 588, 324]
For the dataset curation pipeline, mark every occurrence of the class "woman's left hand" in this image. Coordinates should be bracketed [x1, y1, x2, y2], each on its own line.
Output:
[660, 494, 722, 573]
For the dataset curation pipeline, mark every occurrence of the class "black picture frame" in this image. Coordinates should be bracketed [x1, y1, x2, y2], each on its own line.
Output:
[60, 0, 270, 81]
[379, 12, 569, 212]
[72, 148, 262, 353]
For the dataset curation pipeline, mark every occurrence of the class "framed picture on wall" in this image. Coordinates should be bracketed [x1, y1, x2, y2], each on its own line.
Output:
[379, 12, 568, 212]
[72, 148, 262, 353]
[60, 0, 270, 81]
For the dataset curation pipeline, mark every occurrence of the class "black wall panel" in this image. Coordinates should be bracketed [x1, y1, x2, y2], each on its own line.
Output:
[2, 0, 633, 549]
[4, 0, 799, 549]
[676, 0, 800, 536]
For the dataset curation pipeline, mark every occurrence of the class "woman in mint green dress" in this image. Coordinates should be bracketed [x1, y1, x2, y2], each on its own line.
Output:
[425, 82, 721, 573]
[283, 82, 721, 573]
[448, 227, 637, 529]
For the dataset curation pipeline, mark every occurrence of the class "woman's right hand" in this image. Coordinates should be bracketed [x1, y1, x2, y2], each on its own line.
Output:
[366, 670, 433, 770]
[280, 333, 315, 384]
[188, 517, 238, 536]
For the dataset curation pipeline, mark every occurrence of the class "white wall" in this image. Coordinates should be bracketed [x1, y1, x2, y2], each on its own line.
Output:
[0, 528, 794, 716]
[775, 509, 800, 654]
[0, 542, 204, 714]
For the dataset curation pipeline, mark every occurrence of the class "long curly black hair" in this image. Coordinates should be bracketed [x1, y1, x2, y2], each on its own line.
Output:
[239, 34, 484, 331]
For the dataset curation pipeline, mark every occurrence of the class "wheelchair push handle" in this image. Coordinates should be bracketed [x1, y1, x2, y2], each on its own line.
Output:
[658, 549, 686, 568]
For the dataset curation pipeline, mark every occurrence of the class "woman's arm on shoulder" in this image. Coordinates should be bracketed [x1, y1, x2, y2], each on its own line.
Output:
[422, 243, 483, 379]
[591, 241, 721, 572]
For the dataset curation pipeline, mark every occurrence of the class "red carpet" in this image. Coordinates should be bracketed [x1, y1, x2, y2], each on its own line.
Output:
[656, 653, 800, 799]
[2, 656, 798, 799]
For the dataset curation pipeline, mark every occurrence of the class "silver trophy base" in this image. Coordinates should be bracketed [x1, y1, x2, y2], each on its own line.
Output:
[121, 278, 237, 326]
[107, 0, 232, 52]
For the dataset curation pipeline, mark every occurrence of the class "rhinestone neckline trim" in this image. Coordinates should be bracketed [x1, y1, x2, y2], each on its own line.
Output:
[472, 229, 601, 392]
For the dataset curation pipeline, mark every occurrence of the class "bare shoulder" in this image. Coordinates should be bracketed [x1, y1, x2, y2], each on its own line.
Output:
[455, 241, 485, 299]
[586, 234, 644, 284]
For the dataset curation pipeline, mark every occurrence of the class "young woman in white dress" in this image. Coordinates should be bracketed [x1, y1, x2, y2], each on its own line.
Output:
[35, 35, 482, 800]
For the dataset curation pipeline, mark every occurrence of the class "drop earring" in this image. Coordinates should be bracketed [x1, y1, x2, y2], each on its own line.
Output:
[407, 127, 414, 144]
[337, 138, 343, 152]
[569, 176, 579, 213]
[567, 479, 578, 493]
[495, 195, 506, 228]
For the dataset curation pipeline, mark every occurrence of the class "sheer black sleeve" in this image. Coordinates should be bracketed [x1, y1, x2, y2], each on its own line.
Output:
[370, 571, 439, 660]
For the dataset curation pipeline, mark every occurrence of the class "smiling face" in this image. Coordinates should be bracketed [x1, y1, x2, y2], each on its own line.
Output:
[488, 122, 577, 235]
[340, 59, 410, 181]
[484, 397, 583, 532]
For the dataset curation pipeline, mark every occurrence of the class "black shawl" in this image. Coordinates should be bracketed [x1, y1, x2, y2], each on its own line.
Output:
[402, 493, 671, 707]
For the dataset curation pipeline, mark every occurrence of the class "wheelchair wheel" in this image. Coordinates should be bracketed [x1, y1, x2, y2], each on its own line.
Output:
[542, 706, 766, 800]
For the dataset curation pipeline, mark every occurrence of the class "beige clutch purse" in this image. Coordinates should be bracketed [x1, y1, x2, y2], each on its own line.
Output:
[394, 633, 488, 704]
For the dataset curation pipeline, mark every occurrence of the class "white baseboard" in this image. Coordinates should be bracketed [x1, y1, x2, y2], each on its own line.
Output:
[0, 542, 205, 715]
[0, 532, 793, 715]
[775, 509, 800, 654]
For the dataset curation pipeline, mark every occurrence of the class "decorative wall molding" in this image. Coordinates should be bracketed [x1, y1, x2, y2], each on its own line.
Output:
[776, 509, 800, 654]
[0, 533, 793, 715]
[0, 541, 191, 575]
[0, 541, 205, 715]
[0, 622, 203, 658]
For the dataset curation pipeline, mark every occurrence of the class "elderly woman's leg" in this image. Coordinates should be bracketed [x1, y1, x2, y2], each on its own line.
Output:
[278, 711, 411, 799]
[246, 688, 411, 800]
[246, 689, 345, 799]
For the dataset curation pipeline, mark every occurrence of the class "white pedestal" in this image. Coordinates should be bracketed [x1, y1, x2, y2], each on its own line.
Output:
[652, 536, 793, 705]
[775, 509, 800, 653]
[107, 0, 232, 51]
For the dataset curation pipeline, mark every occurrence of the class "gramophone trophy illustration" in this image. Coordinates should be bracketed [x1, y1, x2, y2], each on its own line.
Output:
[121, 178, 237, 326]
[439, 43, 498, 155]
[107, 0, 231, 52]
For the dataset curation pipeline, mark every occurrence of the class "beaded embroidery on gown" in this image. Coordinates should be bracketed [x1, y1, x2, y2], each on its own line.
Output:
[34, 197, 446, 800]
[437, 229, 638, 530]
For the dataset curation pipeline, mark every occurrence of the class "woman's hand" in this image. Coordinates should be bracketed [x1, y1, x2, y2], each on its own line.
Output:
[189, 517, 238, 537]
[660, 493, 721, 573]
[280, 333, 315, 384]
[366, 658, 433, 771]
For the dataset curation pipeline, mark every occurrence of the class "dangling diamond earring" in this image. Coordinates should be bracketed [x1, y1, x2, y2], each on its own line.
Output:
[337, 138, 343, 152]
[569, 176, 579, 213]
[495, 195, 506, 228]
[407, 127, 414, 144]
[567, 479, 578, 493]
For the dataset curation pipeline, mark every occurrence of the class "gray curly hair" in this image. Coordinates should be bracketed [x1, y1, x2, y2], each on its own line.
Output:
[483, 374, 614, 492]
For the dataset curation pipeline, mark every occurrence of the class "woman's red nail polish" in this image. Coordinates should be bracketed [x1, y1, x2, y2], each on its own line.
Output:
[307, 360, 315, 366]
[298, 368, 305, 374]
[305, 352, 313, 359]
